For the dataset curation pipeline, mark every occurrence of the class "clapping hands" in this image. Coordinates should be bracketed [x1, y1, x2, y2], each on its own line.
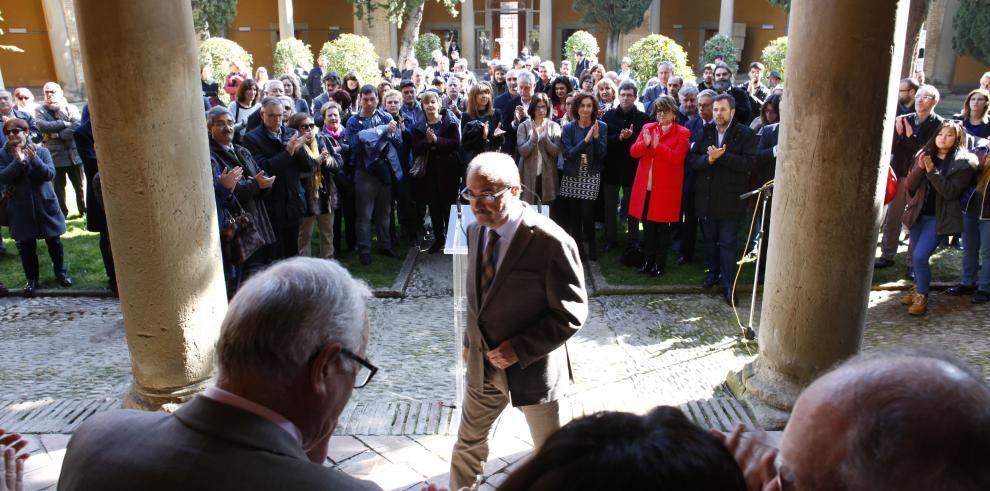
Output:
[0, 428, 29, 491]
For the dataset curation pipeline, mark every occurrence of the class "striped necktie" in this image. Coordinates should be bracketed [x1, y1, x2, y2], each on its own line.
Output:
[479, 230, 500, 297]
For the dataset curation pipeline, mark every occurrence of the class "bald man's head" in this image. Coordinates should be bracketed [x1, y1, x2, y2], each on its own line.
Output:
[780, 353, 990, 491]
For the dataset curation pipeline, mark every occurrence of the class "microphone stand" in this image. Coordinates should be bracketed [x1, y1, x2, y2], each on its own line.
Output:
[738, 181, 774, 341]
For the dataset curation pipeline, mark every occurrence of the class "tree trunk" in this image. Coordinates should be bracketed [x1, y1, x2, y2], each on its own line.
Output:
[606, 30, 620, 71]
[901, 0, 932, 78]
[398, 4, 425, 68]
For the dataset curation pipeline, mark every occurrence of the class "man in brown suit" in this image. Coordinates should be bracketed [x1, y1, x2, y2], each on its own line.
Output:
[450, 152, 589, 489]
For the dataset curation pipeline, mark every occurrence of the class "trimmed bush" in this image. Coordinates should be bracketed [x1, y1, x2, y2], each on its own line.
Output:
[564, 30, 600, 69]
[761, 36, 787, 81]
[274, 38, 314, 76]
[319, 34, 381, 86]
[702, 34, 739, 73]
[415, 33, 442, 69]
[199, 37, 252, 103]
[627, 34, 693, 87]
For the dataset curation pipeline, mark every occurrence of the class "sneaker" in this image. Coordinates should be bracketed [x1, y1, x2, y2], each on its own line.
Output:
[945, 284, 976, 296]
[901, 290, 916, 306]
[908, 293, 928, 315]
[972, 290, 990, 304]
[874, 258, 895, 269]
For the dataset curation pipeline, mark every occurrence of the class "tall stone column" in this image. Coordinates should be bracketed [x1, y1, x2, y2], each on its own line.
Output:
[73, 0, 228, 411]
[650, 0, 661, 34]
[278, 0, 295, 40]
[41, 0, 86, 98]
[718, 0, 734, 37]
[461, 0, 476, 67]
[929, 0, 960, 86]
[727, 0, 909, 429]
[538, 0, 552, 62]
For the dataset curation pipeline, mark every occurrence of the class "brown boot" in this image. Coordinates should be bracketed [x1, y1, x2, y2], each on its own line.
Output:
[901, 288, 917, 306]
[908, 293, 928, 316]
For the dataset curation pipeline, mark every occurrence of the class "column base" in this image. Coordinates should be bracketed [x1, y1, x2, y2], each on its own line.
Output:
[121, 377, 213, 412]
[726, 358, 802, 430]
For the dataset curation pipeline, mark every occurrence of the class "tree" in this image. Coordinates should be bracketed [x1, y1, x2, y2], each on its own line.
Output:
[564, 31, 601, 70]
[627, 34, 692, 87]
[702, 34, 738, 72]
[572, 0, 652, 69]
[349, 0, 459, 69]
[199, 37, 252, 103]
[319, 34, 381, 86]
[953, 0, 990, 66]
[191, 0, 238, 38]
[761, 36, 787, 81]
[274, 38, 315, 75]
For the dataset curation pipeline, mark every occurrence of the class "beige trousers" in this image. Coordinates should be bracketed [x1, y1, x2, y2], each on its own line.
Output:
[298, 212, 335, 258]
[449, 367, 565, 490]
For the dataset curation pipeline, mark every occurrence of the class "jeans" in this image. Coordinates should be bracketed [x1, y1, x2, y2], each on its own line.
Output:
[961, 205, 990, 291]
[54, 164, 85, 216]
[602, 183, 639, 246]
[16, 237, 66, 281]
[355, 171, 392, 255]
[909, 215, 941, 295]
[700, 218, 740, 291]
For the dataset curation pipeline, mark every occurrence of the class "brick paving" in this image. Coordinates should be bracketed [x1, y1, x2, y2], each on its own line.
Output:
[2, 251, 990, 490]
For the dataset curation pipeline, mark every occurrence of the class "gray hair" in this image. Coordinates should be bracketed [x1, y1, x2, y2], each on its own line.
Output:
[206, 106, 232, 126]
[0, 90, 10, 100]
[216, 257, 372, 382]
[516, 70, 535, 85]
[261, 96, 282, 109]
[917, 84, 941, 102]
[656, 61, 674, 71]
[679, 85, 699, 99]
[467, 152, 521, 188]
[265, 79, 285, 95]
[698, 89, 718, 101]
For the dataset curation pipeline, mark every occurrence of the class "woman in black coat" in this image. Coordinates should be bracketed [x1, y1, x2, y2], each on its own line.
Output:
[0, 118, 72, 296]
[460, 82, 505, 166]
[73, 105, 117, 293]
[411, 91, 462, 253]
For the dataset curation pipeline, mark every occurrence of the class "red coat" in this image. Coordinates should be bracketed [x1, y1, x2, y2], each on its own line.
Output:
[628, 122, 690, 223]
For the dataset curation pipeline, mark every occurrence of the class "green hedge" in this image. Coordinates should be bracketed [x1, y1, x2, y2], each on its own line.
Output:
[627, 34, 693, 87]
[319, 34, 381, 86]
[702, 34, 739, 73]
[761, 36, 787, 81]
[564, 31, 600, 69]
[415, 33, 442, 69]
[274, 38, 314, 76]
[199, 37, 253, 103]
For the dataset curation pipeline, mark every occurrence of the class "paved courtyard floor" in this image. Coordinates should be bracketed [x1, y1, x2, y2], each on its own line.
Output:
[2, 253, 989, 490]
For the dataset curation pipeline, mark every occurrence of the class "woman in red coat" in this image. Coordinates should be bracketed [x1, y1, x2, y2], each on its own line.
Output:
[628, 95, 690, 276]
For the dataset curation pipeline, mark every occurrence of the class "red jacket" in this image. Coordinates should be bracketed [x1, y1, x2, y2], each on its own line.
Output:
[628, 122, 690, 223]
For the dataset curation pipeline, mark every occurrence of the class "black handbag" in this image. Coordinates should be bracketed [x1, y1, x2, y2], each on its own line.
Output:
[221, 198, 265, 265]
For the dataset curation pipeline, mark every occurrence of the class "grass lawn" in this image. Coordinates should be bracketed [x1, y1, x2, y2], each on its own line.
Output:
[0, 218, 407, 291]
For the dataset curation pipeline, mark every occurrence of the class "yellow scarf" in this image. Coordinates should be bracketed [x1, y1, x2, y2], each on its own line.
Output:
[304, 137, 322, 191]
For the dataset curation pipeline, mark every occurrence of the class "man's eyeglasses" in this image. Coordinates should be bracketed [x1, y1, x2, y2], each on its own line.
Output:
[916, 94, 935, 101]
[343, 349, 378, 388]
[460, 186, 511, 203]
[3, 128, 24, 136]
[43, 90, 57, 95]
[16, 96, 30, 101]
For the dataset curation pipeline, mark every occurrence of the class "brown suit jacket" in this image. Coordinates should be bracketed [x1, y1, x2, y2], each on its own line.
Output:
[464, 204, 588, 407]
[58, 396, 382, 491]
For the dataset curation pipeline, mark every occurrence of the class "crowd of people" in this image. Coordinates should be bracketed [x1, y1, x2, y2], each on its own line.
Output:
[2, 44, 989, 307]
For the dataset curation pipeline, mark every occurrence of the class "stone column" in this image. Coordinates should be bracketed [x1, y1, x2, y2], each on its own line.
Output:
[929, 0, 960, 86]
[650, 0, 661, 34]
[727, 0, 908, 429]
[718, 0, 734, 37]
[278, 0, 295, 40]
[41, 0, 86, 98]
[461, 0, 476, 68]
[73, 0, 228, 411]
[538, 0, 552, 62]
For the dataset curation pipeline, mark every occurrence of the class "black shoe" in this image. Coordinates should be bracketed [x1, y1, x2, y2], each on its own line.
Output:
[426, 240, 443, 254]
[637, 260, 655, 274]
[57, 274, 73, 288]
[874, 258, 895, 269]
[23, 280, 38, 297]
[703, 276, 718, 289]
[0, 282, 7, 297]
[359, 254, 371, 265]
[723, 289, 736, 306]
[676, 256, 690, 265]
[946, 284, 976, 296]
[973, 290, 990, 304]
[904, 268, 915, 281]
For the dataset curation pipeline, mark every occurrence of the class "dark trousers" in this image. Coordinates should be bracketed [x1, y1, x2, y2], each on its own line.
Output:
[427, 190, 455, 244]
[701, 218, 740, 291]
[672, 190, 697, 261]
[274, 225, 300, 260]
[332, 179, 357, 254]
[602, 183, 640, 246]
[99, 231, 116, 287]
[54, 165, 85, 216]
[391, 180, 422, 246]
[560, 196, 596, 251]
[16, 237, 66, 281]
[641, 192, 673, 267]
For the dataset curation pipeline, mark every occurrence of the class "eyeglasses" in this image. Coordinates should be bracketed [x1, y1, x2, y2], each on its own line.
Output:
[3, 128, 24, 136]
[43, 90, 57, 95]
[299, 123, 315, 130]
[460, 186, 511, 203]
[16, 96, 30, 101]
[343, 349, 378, 388]
[916, 94, 935, 101]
